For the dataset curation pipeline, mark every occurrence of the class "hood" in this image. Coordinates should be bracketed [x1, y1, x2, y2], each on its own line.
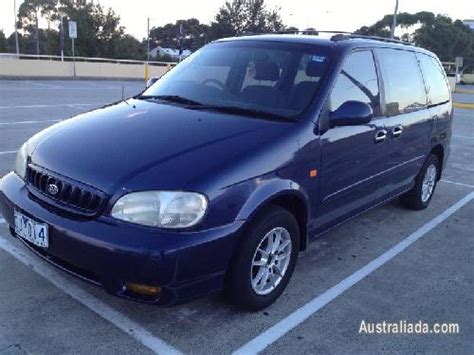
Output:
[30, 99, 288, 194]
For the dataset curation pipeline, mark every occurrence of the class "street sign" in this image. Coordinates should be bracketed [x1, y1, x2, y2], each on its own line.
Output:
[68, 21, 77, 39]
[455, 57, 463, 68]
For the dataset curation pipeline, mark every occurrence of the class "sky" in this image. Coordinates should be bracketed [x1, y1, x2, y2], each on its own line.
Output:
[1, 0, 473, 40]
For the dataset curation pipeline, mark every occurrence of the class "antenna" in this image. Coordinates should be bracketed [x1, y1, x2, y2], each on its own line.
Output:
[121, 84, 129, 105]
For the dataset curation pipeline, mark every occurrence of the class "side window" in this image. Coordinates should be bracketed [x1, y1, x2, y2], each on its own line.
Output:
[328, 51, 380, 116]
[417, 53, 450, 106]
[377, 49, 427, 115]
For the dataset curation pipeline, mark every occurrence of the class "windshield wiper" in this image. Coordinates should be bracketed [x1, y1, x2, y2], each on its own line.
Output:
[190, 105, 295, 122]
[137, 95, 205, 107]
[137, 95, 294, 122]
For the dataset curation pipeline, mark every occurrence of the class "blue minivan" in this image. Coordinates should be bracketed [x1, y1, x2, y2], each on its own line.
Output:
[0, 33, 452, 310]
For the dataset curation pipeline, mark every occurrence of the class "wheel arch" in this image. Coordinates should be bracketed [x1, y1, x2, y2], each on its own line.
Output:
[236, 182, 310, 252]
[430, 144, 444, 180]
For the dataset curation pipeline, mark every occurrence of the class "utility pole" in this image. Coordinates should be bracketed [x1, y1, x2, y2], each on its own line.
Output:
[147, 17, 150, 61]
[13, 0, 19, 56]
[145, 17, 151, 82]
[59, 14, 65, 61]
[35, 5, 40, 56]
[390, 0, 399, 39]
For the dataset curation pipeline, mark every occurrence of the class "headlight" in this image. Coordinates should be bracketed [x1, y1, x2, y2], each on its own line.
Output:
[111, 191, 208, 228]
[14, 143, 28, 180]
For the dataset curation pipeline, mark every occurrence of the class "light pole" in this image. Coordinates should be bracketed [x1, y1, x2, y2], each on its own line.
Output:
[59, 12, 66, 61]
[13, 0, 19, 56]
[390, 0, 399, 39]
[147, 17, 150, 61]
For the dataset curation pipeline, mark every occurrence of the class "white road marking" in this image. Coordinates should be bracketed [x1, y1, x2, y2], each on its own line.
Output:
[0, 104, 97, 109]
[0, 150, 17, 156]
[453, 135, 474, 139]
[441, 179, 474, 189]
[0, 119, 62, 125]
[0, 218, 5, 224]
[0, 236, 183, 355]
[233, 191, 474, 355]
[24, 81, 63, 89]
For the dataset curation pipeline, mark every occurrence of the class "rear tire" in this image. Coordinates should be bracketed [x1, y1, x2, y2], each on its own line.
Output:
[226, 205, 300, 311]
[400, 154, 439, 210]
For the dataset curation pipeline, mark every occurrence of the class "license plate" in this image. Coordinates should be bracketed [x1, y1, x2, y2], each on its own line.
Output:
[14, 210, 49, 248]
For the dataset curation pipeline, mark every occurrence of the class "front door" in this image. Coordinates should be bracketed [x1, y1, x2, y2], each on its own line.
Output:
[317, 50, 387, 230]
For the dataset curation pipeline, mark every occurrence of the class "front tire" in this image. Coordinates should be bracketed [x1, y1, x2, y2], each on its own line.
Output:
[400, 154, 439, 210]
[226, 205, 300, 311]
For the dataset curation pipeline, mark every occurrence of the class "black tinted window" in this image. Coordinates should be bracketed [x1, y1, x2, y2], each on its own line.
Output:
[377, 49, 427, 115]
[417, 53, 450, 106]
[328, 50, 380, 116]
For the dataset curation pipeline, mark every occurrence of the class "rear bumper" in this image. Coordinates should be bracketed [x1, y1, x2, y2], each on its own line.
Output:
[0, 172, 244, 305]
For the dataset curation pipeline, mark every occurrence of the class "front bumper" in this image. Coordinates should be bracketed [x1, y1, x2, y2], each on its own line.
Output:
[0, 172, 244, 305]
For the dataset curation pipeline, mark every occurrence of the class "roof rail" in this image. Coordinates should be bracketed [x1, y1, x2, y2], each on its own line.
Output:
[235, 30, 412, 46]
[276, 30, 411, 45]
[330, 33, 411, 46]
[277, 30, 353, 36]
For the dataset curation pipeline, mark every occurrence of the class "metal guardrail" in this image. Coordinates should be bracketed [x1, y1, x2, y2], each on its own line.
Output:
[0, 53, 175, 67]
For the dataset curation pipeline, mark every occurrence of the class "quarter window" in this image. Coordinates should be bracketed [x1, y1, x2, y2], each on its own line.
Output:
[328, 51, 381, 116]
[377, 49, 427, 115]
[417, 53, 450, 106]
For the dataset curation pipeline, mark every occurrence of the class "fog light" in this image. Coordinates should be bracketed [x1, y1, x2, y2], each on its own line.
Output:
[126, 283, 161, 296]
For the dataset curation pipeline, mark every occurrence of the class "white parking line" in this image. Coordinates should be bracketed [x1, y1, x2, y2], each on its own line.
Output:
[0, 119, 62, 125]
[441, 179, 474, 189]
[234, 191, 474, 355]
[24, 81, 63, 89]
[0, 150, 17, 156]
[0, 104, 96, 109]
[453, 135, 474, 139]
[0, 236, 182, 355]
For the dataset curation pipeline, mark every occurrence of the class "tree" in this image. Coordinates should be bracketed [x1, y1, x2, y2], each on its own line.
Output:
[209, 0, 285, 39]
[413, 17, 474, 62]
[0, 30, 7, 52]
[113, 34, 145, 60]
[149, 19, 210, 53]
[355, 12, 474, 61]
[18, 0, 58, 55]
[57, 1, 122, 57]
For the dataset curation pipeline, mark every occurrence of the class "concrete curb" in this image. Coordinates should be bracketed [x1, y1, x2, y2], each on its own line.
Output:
[455, 89, 474, 95]
[453, 102, 474, 109]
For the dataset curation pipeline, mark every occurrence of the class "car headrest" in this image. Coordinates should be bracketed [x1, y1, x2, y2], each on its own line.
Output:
[306, 60, 326, 77]
[254, 61, 280, 81]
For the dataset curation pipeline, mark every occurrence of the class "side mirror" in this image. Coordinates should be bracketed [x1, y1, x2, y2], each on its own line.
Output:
[330, 101, 373, 127]
[146, 76, 159, 88]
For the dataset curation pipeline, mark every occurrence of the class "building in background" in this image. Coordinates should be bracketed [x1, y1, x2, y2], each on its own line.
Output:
[462, 19, 474, 30]
[149, 46, 192, 60]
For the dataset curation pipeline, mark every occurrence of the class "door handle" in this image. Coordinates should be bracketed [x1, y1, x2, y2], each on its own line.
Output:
[392, 125, 403, 138]
[374, 129, 387, 143]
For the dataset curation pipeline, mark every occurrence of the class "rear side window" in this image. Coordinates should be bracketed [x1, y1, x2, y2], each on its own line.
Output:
[328, 50, 380, 116]
[377, 49, 427, 116]
[417, 53, 450, 106]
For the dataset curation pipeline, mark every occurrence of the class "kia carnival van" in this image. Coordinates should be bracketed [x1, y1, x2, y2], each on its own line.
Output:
[0, 33, 452, 310]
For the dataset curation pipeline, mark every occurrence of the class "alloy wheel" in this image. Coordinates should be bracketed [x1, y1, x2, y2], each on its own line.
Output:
[421, 164, 437, 203]
[250, 227, 292, 295]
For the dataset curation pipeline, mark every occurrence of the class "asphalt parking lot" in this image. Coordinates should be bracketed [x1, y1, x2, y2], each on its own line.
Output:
[0, 80, 473, 354]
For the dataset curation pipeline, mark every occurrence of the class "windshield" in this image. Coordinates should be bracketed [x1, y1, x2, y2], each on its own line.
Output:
[141, 41, 333, 120]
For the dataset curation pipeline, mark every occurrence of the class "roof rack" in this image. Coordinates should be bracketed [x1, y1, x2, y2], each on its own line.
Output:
[277, 30, 352, 36]
[237, 30, 412, 46]
[330, 33, 411, 46]
[277, 29, 411, 46]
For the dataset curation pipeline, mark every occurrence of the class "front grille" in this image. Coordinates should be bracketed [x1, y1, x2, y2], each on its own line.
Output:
[26, 164, 107, 217]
